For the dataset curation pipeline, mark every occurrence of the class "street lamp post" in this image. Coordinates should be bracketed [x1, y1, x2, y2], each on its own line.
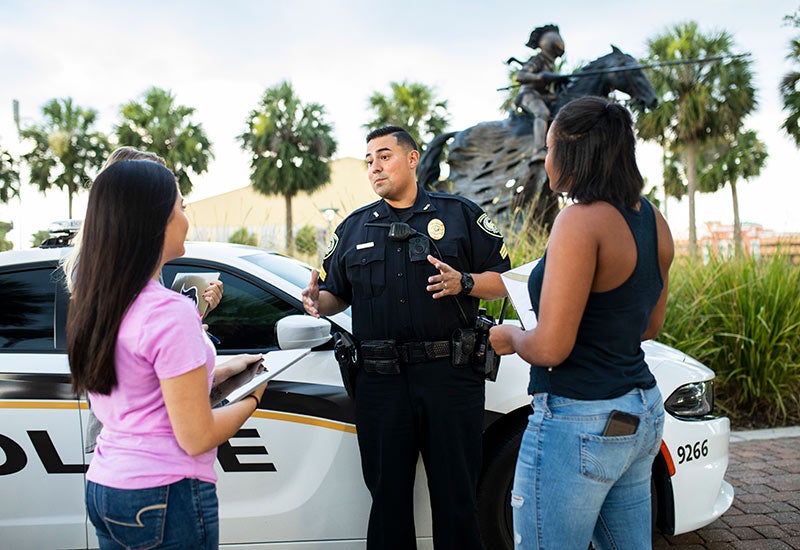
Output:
[320, 207, 339, 236]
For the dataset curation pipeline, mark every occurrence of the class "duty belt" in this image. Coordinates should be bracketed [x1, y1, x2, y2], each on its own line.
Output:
[360, 339, 451, 365]
[397, 340, 451, 364]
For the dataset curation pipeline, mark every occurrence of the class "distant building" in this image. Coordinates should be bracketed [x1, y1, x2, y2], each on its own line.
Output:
[675, 222, 800, 264]
[186, 157, 372, 251]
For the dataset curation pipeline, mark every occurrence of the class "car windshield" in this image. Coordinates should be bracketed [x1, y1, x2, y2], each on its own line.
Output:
[241, 251, 313, 289]
[241, 251, 352, 319]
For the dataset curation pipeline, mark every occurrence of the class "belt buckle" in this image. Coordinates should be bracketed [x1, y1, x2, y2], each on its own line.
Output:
[407, 343, 427, 363]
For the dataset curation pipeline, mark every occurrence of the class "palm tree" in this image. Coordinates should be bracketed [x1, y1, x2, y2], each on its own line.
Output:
[116, 87, 213, 196]
[780, 7, 800, 146]
[364, 81, 450, 150]
[636, 22, 755, 259]
[21, 98, 110, 218]
[697, 130, 768, 256]
[0, 147, 20, 204]
[239, 81, 337, 253]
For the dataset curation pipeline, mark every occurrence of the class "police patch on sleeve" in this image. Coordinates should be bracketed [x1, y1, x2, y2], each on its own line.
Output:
[323, 233, 339, 260]
[477, 213, 503, 238]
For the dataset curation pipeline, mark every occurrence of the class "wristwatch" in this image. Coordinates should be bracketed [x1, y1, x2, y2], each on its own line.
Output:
[460, 272, 475, 295]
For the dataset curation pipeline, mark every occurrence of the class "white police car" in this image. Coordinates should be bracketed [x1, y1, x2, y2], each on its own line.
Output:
[0, 241, 733, 549]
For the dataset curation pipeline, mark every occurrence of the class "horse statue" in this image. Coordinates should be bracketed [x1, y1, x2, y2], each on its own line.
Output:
[417, 46, 658, 231]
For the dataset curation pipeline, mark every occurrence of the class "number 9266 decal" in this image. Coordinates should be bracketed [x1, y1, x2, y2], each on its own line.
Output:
[676, 439, 709, 464]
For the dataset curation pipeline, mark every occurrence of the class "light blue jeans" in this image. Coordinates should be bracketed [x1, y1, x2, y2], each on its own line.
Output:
[511, 386, 664, 549]
[86, 478, 219, 549]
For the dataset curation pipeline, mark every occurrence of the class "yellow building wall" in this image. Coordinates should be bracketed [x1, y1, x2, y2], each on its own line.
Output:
[186, 157, 373, 250]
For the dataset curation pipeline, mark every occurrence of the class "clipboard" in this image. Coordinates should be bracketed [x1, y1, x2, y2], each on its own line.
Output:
[210, 349, 310, 407]
[500, 259, 540, 330]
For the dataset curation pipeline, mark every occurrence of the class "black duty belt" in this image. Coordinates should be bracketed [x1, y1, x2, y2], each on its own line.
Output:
[397, 340, 451, 364]
[360, 339, 451, 365]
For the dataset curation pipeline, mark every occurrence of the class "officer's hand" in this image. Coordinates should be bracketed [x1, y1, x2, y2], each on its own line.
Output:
[426, 255, 460, 299]
[489, 324, 520, 356]
[302, 269, 322, 318]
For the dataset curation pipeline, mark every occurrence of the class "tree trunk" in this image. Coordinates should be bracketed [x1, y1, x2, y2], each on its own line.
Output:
[685, 142, 698, 260]
[731, 179, 742, 258]
[68, 183, 74, 219]
[284, 192, 294, 254]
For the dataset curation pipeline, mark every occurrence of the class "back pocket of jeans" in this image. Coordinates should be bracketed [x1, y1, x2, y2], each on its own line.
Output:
[580, 433, 637, 483]
[102, 485, 168, 550]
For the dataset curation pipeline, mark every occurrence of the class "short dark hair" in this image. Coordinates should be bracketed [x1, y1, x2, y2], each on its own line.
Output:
[67, 159, 178, 394]
[549, 96, 643, 207]
[366, 125, 419, 152]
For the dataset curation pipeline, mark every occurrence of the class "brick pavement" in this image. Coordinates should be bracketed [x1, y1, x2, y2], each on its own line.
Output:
[653, 432, 800, 549]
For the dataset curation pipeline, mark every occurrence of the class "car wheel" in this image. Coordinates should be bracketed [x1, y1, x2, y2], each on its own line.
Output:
[478, 420, 525, 549]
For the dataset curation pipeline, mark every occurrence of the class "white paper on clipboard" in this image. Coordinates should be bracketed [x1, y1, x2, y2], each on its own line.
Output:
[500, 259, 540, 330]
[210, 349, 310, 407]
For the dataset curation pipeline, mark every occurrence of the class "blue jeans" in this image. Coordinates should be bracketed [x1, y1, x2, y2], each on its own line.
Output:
[511, 386, 664, 549]
[86, 478, 219, 550]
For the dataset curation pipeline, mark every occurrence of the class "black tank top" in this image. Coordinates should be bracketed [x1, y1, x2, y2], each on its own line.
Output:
[527, 198, 661, 399]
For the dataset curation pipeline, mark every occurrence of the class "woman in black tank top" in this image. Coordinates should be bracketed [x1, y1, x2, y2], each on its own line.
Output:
[489, 96, 674, 549]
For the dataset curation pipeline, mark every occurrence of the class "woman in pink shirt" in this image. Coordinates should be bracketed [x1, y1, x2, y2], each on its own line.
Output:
[67, 159, 266, 549]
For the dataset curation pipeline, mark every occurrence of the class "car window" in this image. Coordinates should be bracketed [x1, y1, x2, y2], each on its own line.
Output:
[0, 268, 59, 351]
[162, 263, 300, 352]
[240, 252, 313, 289]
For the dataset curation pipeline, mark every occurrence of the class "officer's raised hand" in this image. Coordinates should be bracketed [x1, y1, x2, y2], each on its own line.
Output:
[426, 255, 460, 299]
[302, 269, 322, 318]
[302, 269, 348, 318]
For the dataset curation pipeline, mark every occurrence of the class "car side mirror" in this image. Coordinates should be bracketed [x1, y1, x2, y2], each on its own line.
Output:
[275, 315, 332, 349]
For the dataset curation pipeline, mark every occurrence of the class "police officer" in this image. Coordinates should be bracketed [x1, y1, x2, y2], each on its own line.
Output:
[302, 126, 510, 549]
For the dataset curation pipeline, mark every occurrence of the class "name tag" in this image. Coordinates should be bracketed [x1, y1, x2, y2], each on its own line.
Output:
[356, 242, 374, 250]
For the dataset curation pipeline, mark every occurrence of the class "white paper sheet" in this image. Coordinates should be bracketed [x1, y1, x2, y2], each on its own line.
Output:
[500, 259, 540, 330]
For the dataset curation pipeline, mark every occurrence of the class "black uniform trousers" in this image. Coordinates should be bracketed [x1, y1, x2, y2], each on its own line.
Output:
[354, 357, 485, 549]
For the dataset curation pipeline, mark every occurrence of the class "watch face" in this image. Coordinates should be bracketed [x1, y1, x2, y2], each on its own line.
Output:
[461, 272, 474, 294]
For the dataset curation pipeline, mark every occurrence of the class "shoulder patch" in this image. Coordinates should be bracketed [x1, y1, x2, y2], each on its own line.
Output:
[323, 233, 339, 260]
[477, 213, 503, 238]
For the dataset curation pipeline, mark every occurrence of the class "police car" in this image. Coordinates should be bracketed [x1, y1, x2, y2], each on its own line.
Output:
[0, 241, 733, 549]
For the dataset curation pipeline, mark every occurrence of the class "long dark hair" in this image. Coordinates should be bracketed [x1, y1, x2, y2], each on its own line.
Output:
[67, 160, 178, 394]
[549, 96, 643, 208]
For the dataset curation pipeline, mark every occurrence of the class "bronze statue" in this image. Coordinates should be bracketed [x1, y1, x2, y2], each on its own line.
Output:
[418, 40, 657, 231]
[509, 24, 566, 163]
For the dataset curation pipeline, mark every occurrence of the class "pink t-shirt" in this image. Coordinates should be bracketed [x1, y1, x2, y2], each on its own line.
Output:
[87, 279, 217, 488]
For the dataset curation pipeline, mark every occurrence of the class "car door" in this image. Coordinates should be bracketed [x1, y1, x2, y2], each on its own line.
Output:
[161, 261, 372, 545]
[0, 264, 88, 550]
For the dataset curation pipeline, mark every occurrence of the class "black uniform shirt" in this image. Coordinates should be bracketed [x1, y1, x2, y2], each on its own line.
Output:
[319, 185, 510, 342]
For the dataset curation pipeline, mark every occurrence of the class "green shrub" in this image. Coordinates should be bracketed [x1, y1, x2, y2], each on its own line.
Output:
[228, 227, 258, 247]
[295, 224, 319, 257]
[31, 230, 50, 248]
[662, 254, 800, 427]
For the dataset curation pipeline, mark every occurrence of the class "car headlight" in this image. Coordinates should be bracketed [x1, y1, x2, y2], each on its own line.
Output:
[664, 380, 714, 418]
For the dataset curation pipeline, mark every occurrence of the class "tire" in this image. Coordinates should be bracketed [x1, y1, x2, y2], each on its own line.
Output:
[478, 421, 526, 549]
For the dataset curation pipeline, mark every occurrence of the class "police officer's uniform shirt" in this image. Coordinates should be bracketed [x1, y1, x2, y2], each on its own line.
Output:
[319, 185, 510, 342]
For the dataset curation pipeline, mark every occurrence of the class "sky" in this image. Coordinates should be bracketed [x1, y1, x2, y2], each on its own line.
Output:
[0, 0, 798, 248]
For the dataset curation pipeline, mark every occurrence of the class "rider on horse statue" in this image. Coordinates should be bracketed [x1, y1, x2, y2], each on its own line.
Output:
[509, 24, 566, 162]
